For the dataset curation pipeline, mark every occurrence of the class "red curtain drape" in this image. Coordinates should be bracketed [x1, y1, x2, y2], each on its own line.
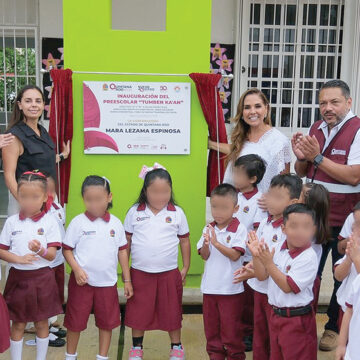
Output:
[189, 73, 228, 196]
[49, 68, 73, 206]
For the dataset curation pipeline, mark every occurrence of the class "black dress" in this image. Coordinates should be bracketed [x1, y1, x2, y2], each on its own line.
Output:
[7, 121, 56, 180]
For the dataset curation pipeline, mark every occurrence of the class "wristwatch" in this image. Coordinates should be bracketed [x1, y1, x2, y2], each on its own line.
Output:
[313, 154, 324, 167]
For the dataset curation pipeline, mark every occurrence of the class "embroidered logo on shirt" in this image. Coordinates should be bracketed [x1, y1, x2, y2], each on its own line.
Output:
[82, 231, 96, 236]
[226, 235, 231, 243]
[110, 229, 115, 237]
[272, 234, 278, 242]
[285, 265, 291, 273]
[331, 148, 346, 156]
[11, 230, 22, 236]
[165, 216, 172, 223]
[136, 216, 150, 222]
[37, 228, 44, 235]
[243, 206, 250, 213]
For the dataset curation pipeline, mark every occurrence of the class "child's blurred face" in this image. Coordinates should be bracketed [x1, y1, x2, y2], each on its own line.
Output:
[299, 184, 310, 203]
[82, 186, 112, 217]
[210, 194, 239, 225]
[282, 213, 316, 248]
[47, 177, 56, 197]
[146, 178, 172, 211]
[18, 181, 47, 216]
[233, 166, 256, 191]
[267, 185, 297, 217]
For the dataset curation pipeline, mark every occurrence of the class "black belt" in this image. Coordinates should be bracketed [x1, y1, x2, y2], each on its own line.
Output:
[272, 305, 312, 317]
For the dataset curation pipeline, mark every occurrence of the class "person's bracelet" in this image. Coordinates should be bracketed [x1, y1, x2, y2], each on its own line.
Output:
[124, 279, 132, 283]
[35, 247, 42, 254]
[41, 247, 48, 257]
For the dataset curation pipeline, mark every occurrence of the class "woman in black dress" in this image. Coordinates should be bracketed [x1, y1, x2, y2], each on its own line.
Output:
[2, 85, 70, 215]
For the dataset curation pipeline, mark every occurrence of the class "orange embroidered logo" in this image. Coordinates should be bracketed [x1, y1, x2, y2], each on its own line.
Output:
[37, 228, 44, 235]
[243, 206, 250, 213]
[165, 216, 172, 223]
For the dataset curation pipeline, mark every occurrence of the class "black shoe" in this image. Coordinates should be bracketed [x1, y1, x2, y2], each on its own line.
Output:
[49, 337, 66, 347]
[243, 335, 253, 352]
[50, 327, 67, 338]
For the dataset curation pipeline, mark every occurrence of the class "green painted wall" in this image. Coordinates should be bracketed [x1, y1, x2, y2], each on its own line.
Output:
[63, 0, 212, 286]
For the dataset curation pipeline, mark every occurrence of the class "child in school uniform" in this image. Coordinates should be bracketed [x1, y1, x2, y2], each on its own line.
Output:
[63, 175, 133, 360]
[249, 203, 318, 360]
[197, 183, 247, 360]
[243, 174, 302, 360]
[334, 204, 360, 330]
[232, 154, 267, 351]
[124, 167, 190, 360]
[300, 183, 330, 309]
[0, 171, 63, 360]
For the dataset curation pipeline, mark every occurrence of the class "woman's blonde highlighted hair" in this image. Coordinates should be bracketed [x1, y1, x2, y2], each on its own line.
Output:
[226, 88, 271, 166]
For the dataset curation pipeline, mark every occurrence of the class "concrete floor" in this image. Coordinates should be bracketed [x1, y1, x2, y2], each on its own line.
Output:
[0, 313, 336, 360]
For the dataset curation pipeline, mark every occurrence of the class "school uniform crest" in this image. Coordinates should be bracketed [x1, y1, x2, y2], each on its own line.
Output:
[243, 206, 250, 213]
[272, 234, 278, 242]
[165, 216, 172, 223]
[110, 229, 115, 237]
[37, 228, 44, 235]
[226, 235, 231, 243]
[285, 265, 291, 273]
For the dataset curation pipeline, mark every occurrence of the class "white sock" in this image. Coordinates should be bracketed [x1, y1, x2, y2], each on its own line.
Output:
[96, 355, 109, 360]
[36, 336, 49, 360]
[10, 338, 23, 360]
[65, 352, 78, 360]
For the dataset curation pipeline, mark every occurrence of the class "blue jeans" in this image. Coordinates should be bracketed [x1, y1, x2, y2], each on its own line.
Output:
[317, 226, 342, 333]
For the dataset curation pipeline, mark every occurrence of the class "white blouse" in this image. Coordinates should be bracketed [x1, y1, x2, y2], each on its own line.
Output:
[223, 128, 291, 193]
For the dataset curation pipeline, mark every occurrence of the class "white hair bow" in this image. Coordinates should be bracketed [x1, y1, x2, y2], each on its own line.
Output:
[138, 162, 166, 180]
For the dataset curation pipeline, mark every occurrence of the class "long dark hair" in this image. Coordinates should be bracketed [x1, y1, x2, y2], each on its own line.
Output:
[303, 183, 330, 245]
[136, 168, 176, 205]
[81, 175, 113, 210]
[7, 85, 45, 131]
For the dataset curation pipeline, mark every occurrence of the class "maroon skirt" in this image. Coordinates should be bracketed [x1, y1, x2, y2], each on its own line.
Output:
[4, 267, 63, 323]
[124, 268, 183, 331]
[0, 293, 10, 353]
[52, 263, 65, 305]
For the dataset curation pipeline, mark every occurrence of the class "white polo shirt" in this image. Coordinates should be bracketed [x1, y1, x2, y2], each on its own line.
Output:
[48, 202, 66, 268]
[197, 218, 247, 295]
[335, 255, 358, 312]
[63, 212, 127, 287]
[234, 187, 267, 262]
[124, 203, 189, 273]
[267, 240, 318, 308]
[344, 274, 360, 360]
[338, 212, 354, 241]
[0, 211, 62, 271]
[247, 216, 286, 294]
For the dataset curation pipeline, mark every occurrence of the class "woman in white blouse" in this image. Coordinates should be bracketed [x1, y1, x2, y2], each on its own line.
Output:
[209, 88, 291, 197]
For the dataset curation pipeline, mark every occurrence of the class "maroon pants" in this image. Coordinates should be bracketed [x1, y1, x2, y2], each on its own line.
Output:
[269, 309, 317, 360]
[253, 291, 272, 360]
[203, 293, 245, 360]
[242, 282, 254, 337]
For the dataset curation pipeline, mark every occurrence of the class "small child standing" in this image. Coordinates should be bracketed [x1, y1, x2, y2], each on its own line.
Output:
[336, 239, 360, 360]
[250, 203, 318, 360]
[63, 176, 133, 360]
[0, 171, 63, 360]
[246, 174, 302, 360]
[124, 167, 190, 360]
[198, 184, 247, 360]
[232, 154, 267, 350]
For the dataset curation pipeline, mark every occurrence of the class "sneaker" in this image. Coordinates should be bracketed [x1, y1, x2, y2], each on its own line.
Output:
[128, 346, 143, 360]
[319, 329, 338, 351]
[169, 345, 185, 360]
